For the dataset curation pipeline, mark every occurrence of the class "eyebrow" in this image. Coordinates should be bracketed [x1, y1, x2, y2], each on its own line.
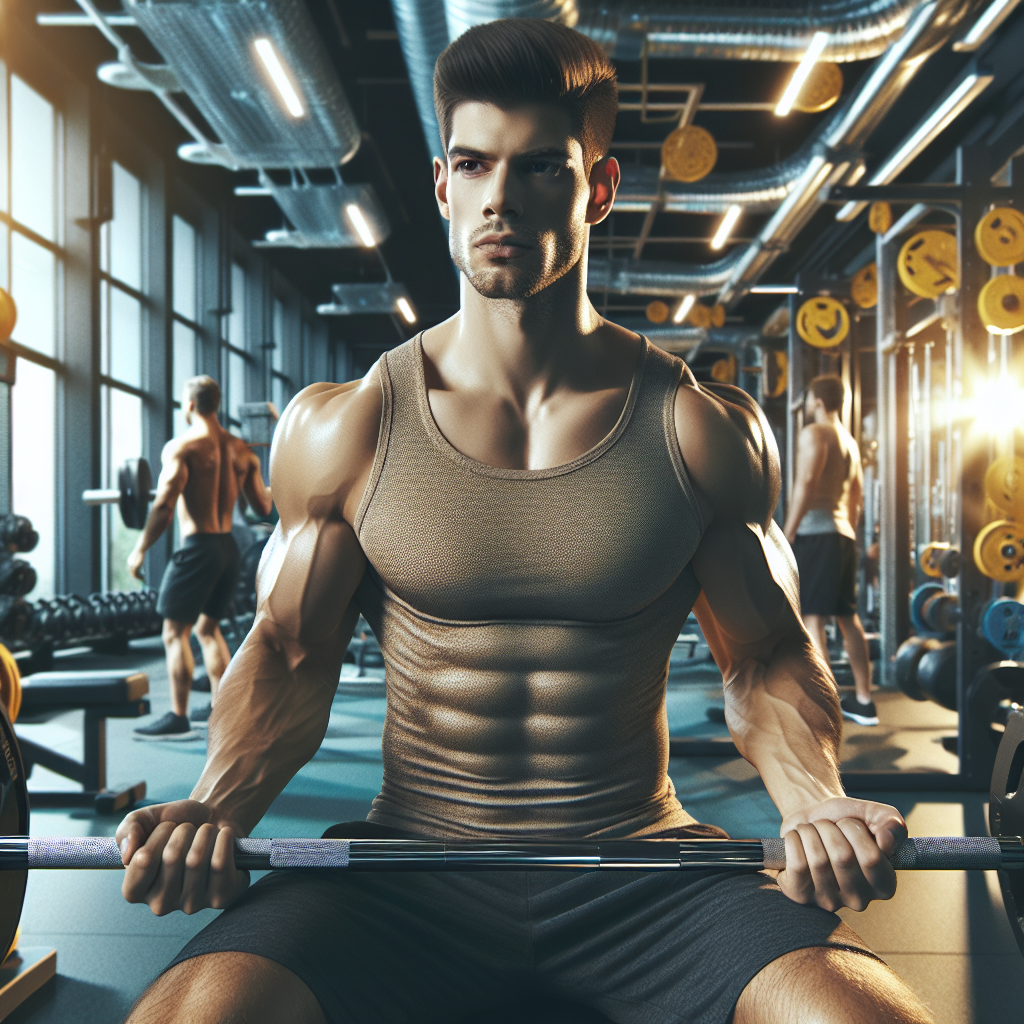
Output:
[448, 146, 571, 161]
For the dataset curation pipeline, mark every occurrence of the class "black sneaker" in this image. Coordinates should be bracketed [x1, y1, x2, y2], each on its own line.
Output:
[133, 712, 199, 741]
[840, 694, 879, 726]
[189, 703, 212, 726]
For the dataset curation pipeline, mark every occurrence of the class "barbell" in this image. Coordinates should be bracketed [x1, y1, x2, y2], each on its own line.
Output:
[82, 458, 155, 530]
[1, 702, 1024, 964]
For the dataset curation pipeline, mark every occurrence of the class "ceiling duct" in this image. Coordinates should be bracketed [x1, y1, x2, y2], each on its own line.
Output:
[255, 177, 391, 249]
[587, 253, 743, 298]
[124, 0, 361, 169]
[318, 282, 413, 316]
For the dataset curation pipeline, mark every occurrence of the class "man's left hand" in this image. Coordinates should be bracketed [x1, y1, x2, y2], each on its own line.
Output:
[777, 796, 907, 912]
[127, 546, 146, 581]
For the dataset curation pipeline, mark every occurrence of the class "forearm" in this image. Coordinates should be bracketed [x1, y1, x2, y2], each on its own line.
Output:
[134, 503, 174, 555]
[782, 481, 811, 540]
[723, 634, 844, 819]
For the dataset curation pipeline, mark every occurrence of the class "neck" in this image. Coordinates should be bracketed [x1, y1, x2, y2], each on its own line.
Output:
[816, 410, 841, 426]
[190, 413, 220, 433]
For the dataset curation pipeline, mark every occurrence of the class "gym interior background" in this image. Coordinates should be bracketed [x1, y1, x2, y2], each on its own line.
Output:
[0, 0, 1023, 1020]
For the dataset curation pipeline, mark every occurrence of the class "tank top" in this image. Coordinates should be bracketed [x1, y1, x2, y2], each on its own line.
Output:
[353, 334, 707, 839]
[796, 425, 858, 541]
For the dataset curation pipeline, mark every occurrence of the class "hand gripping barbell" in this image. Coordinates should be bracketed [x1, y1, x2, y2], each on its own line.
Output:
[82, 458, 155, 530]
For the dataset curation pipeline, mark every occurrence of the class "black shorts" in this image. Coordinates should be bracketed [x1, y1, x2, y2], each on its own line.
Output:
[793, 532, 858, 617]
[156, 533, 241, 625]
[167, 822, 878, 1024]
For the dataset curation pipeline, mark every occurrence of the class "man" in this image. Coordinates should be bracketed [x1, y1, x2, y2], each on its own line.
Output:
[116, 22, 930, 1024]
[784, 375, 877, 727]
[128, 375, 273, 739]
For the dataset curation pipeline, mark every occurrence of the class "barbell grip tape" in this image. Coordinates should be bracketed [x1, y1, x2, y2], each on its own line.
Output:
[762, 835, 1007, 872]
[26, 837, 124, 869]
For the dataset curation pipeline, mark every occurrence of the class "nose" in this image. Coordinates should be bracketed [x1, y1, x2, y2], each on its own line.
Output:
[482, 162, 522, 222]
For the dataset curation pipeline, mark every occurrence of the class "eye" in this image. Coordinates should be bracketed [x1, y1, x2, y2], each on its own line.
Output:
[455, 159, 482, 174]
[529, 160, 559, 175]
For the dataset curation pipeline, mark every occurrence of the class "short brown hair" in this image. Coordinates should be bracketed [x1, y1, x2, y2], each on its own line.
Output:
[433, 19, 618, 170]
[184, 375, 220, 416]
[808, 375, 845, 414]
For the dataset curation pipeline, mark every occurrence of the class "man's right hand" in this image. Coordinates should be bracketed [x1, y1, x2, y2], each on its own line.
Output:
[115, 799, 250, 915]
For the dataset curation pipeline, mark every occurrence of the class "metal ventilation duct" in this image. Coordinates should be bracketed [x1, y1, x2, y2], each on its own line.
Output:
[319, 282, 413, 316]
[124, 0, 361, 169]
[255, 179, 391, 249]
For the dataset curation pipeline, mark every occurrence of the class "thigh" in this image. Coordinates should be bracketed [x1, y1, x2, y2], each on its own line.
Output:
[202, 536, 241, 619]
[157, 541, 222, 626]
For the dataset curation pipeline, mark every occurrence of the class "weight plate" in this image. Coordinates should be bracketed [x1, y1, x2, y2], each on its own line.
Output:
[645, 300, 669, 324]
[764, 349, 788, 399]
[921, 592, 959, 634]
[917, 640, 958, 710]
[984, 455, 1024, 519]
[0, 701, 28, 968]
[850, 262, 878, 309]
[795, 296, 849, 348]
[0, 288, 17, 344]
[981, 599, 1024, 656]
[938, 547, 962, 578]
[910, 582, 944, 633]
[661, 124, 718, 183]
[687, 302, 713, 329]
[974, 206, 1024, 267]
[118, 458, 152, 531]
[791, 61, 843, 113]
[710, 303, 726, 329]
[895, 636, 938, 701]
[868, 201, 892, 236]
[974, 520, 1024, 582]
[710, 356, 736, 384]
[989, 710, 1024, 956]
[897, 230, 958, 299]
[977, 275, 1024, 335]
[919, 542, 950, 578]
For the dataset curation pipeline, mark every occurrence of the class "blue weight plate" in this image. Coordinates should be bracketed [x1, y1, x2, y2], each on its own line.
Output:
[982, 599, 1024, 656]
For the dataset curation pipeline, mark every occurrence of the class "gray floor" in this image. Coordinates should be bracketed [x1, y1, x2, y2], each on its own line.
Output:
[5, 639, 1023, 1023]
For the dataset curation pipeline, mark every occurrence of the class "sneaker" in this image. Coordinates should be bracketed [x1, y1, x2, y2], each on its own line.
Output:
[840, 694, 879, 727]
[133, 711, 199, 741]
[189, 703, 212, 726]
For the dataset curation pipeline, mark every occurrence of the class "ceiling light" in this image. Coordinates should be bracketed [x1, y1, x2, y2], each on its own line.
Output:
[775, 32, 829, 117]
[254, 37, 304, 118]
[953, 0, 1024, 51]
[673, 295, 696, 324]
[345, 204, 376, 248]
[711, 205, 742, 250]
[749, 284, 799, 294]
[396, 297, 417, 324]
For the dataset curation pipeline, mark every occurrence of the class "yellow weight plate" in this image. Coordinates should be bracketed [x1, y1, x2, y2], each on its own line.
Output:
[850, 262, 878, 309]
[868, 202, 892, 236]
[710, 355, 736, 384]
[687, 302, 713, 328]
[661, 125, 718, 183]
[974, 207, 1024, 267]
[919, 542, 950, 578]
[796, 296, 849, 348]
[764, 349, 788, 399]
[791, 62, 844, 114]
[984, 455, 1024, 519]
[710, 303, 726, 328]
[974, 519, 1024, 582]
[645, 300, 669, 324]
[0, 289, 17, 344]
[897, 230, 958, 298]
[977, 275, 1024, 335]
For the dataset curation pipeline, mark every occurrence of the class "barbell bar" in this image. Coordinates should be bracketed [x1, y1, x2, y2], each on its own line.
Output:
[82, 458, 155, 530]
[0, 835, 1022, 873]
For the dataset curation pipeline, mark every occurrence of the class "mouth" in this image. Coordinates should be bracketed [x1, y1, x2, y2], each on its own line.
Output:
[474, 233, 531, 259]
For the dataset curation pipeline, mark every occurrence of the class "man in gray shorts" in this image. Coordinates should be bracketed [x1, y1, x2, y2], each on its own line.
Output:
[115, 22, 930, 1024]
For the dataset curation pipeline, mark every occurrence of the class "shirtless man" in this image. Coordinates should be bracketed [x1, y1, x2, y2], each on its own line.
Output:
[116, 21, 931, 1024]
[128, 375, 273, 739]
[784, 375, 876, 727]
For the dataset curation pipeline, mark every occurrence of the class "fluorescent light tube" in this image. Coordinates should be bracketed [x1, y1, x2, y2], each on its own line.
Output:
[254, 37, 304, 118]
[673, 295, 696, 324]
[396, 297, 417, 324]
[711, 205, 742, 250]
[775, 32, 829, 117]
[750, 284, 799, 294]
[345, 204, 376, 247]
[953, 0, 1023, 51]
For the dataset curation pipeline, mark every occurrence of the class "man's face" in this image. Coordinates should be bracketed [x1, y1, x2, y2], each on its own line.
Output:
[435, 102, 616, 301]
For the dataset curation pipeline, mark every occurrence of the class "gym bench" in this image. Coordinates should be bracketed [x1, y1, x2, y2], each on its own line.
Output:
[14, 670, 149, 814]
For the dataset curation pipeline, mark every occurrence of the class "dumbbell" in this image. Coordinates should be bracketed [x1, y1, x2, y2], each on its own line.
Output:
[0, 516, 38, 554]
[82, 459, 155, 530]
[0, 558, 36, 599]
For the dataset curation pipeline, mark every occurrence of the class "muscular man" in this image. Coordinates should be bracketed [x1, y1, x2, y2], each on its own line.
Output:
[117, 22, 929, 1023]
[784, 375, 876, 727]
[128, 376, 273, 739]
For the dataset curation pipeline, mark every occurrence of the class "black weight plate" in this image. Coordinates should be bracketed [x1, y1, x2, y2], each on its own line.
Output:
[0, 699, 28, 962]
[118, 458, 152, 531]
[895, 637, 937, 701]
[917, 641, 958, 710]
[989, 710, 1024, 956]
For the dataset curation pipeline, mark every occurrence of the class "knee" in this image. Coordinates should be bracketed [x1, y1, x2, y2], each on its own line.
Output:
[162, 621, 189, 647]
[194, 616, 220, 642]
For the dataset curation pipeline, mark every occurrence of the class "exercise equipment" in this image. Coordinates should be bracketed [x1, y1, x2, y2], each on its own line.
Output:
[710, 355, 737, 384]
[897, 230, 958, 299]
[687, 302, 713, 329]
[82, 458, 155, 531]
[910, 583, 944, 632]
[763, 349, 788, 399]
[991, 710, 1024, 954]
[985, 455, 1024, 519]
[850, 262, 878, 309]
[981, 599, 1024, 658]
[868, 201, 892, 235]
[977, 274, 1024, 335]
[920, 542, 951, 578]
[974, 206, 1024, 267]
[710, 303, 726, 328]
[791, 62, 843, 113]
[0, 560, 35, 599]
[645, 300, 669, 324]
[795, 296, 849, 348]
[0, 517, 37, 555]
[974, 519, 1024, 581]
[0, 647, 20, 724]
[895, 636, 942, 701]
[920, 591, 960, 634]
[917, 640, 958, 710]
[661, 124, 717, 183]
[0, 288, 17, 344]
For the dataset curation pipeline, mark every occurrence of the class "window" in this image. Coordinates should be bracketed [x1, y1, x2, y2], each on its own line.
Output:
[171, 215, 199, 436]
[271, 297, 293, 414]
[100, 162, 146, 591]
[222, 262, 250, 427]
[5, 73, 61, 598]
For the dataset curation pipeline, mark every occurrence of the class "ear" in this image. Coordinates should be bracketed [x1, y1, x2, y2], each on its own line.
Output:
[585, 156, 619, 225]
[434, 157, 451, 222]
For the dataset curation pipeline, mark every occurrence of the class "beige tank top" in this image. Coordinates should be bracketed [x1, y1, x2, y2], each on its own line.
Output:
[797, 425, 857, 540]
[354, 335, 707, 839]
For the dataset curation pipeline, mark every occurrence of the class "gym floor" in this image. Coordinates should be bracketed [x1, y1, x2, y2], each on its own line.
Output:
[6, 640, 1023, 1024]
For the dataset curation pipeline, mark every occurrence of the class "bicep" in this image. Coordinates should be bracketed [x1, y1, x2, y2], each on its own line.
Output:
[154, 450, 188, 506]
